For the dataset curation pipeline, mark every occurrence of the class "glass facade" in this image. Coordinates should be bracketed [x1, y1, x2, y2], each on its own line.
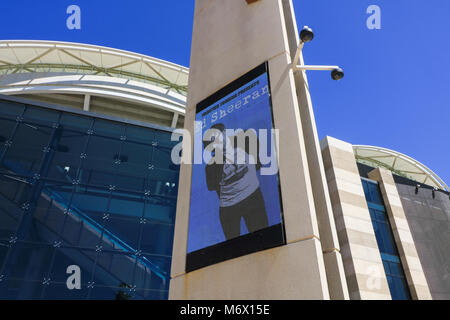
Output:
[361, 178, 411, 300]
[0, 99, 180, 300]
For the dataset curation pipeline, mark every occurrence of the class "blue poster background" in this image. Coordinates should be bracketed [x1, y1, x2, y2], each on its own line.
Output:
[187, 72, 283, 253]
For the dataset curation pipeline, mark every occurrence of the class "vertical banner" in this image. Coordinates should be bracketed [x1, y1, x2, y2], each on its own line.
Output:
[186, 63, 285, 272]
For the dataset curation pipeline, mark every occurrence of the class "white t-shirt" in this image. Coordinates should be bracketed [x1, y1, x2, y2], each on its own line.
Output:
[219, 147, 259, 208]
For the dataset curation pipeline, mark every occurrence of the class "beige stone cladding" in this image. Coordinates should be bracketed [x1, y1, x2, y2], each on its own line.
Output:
[321, 136, 391, 300]
[170, 0, 330, 300]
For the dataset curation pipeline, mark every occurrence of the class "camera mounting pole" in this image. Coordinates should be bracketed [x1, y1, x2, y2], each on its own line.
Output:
[292, 26, 344, 80]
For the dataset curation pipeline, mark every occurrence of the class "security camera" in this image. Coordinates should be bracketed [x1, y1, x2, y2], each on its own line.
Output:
[300, 26, 314, 43]
[331, 68, 344, 81]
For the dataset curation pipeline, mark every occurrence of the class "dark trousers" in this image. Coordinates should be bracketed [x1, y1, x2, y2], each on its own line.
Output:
[219, 188, 269, 240]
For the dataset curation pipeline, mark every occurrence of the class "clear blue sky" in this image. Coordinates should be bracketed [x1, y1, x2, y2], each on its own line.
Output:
[1, 0, 449, 186]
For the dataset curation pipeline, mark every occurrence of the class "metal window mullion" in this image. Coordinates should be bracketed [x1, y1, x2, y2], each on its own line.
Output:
[41, 193, 54, 225]
[13, 114, 62, 243]
[39, 244, 59, 299]
[85, 247, 103, 300]
[54, 117, 90, 245]
[0, 109, 58, 280]
[0, 105, 26, 164]
[86, 123, 128, 298]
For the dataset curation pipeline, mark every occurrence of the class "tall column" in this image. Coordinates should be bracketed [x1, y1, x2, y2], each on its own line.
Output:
[321, 136, 391, 300]
[281, 0, 348, 300]
[169, 0, 330, 299]
[83, 94, 90, 112]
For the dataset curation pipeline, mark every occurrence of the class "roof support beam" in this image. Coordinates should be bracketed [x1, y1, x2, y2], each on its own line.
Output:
[24, 48, 56, 65]
[355, 145, 449, 191]
[109, 59, 140, 70]
[144, 61, 183, 95]
[0, 63, 187, 94]
[171, 112, 179, 128]
[83, 94, 91, 111]
[60, 49, 96, 69]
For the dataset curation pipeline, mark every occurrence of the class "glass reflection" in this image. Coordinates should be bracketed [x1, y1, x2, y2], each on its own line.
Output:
[0, 100, 180, 300]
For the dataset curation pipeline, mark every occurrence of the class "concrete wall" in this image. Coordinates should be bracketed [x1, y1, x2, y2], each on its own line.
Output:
[170, 0, 333, 299]
[321, 136, 391, 300]
[397, 183, 450, 299]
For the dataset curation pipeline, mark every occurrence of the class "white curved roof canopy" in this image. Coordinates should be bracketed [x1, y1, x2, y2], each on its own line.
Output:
[354, 145, 448, 191]
[0, 40, 188, 128]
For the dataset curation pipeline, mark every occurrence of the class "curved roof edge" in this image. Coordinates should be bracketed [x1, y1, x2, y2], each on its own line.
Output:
[354, 145, 448, 191]
[0, 40, 189, 96]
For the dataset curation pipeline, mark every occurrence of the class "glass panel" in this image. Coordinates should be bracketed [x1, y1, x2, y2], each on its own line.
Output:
[92, 119, 124, 138]
[23, 107, 59, 126]
[115, 141, 152, 191]
[144, 200, 176, 223]
[152, 146, 177, 171]
[382, 260, 391, 275]
[103, 216, 141, 250]
[368, 182, 382, 205]
[380, 223, 397, 255]
[48, 247, 96, 285]
[362, 179, 383, 205]
[108, 192, 144, 219]
[125, 125, 155, 145]
[375, 210, 386, 222]
[134, 288, 168, 300]
[42, 283, 89, 300]
[398, 277, 411, 300]
[363, 179, 412, 300]
[0, 180, 31, 240]
[0, 279, 44, 299]
[82, 136, 120, 187]
[0, 101, 178, 300]
[5, 243, 53, 282]
[362, 180, 370, 201]
[86, 136, 121, 162]
[114, 166, 146, 192]
[140, 222, 174, 256]
[3, 122, 55, 175]
[87, 285, 124, 300]
[121, 141, 152, 166]
[388, 261, 403, 276]
[59, 113, 93, 132]
[0, 243, 9, 269]
[154, 130, 175, 149]
[0, 101, 25, 120]
[70, 186, 110, 222]
[142, 254, 171, 286]
[93, 251, 137, 288]
[389, 276, 410, 300]
[371, 221, 384, 253]
[0, 119, 16, 145]
[47, 129, 87, 182]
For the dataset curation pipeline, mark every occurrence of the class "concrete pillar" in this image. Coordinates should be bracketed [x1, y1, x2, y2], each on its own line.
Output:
[171, 112, 179, 128]
[83, 94, 90, 112]
[321, 136, 391, 300]
[169, 0, 330, 299]
[281, 0, 348, 300]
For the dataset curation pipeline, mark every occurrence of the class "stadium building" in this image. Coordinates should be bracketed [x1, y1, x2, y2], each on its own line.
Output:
[0, 18, 449, 301]
[0, 40, 187, 299]
[320, 138, 449, 299]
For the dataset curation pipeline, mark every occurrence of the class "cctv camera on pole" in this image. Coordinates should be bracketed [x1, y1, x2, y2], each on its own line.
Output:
[293, 26, 344, 81]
